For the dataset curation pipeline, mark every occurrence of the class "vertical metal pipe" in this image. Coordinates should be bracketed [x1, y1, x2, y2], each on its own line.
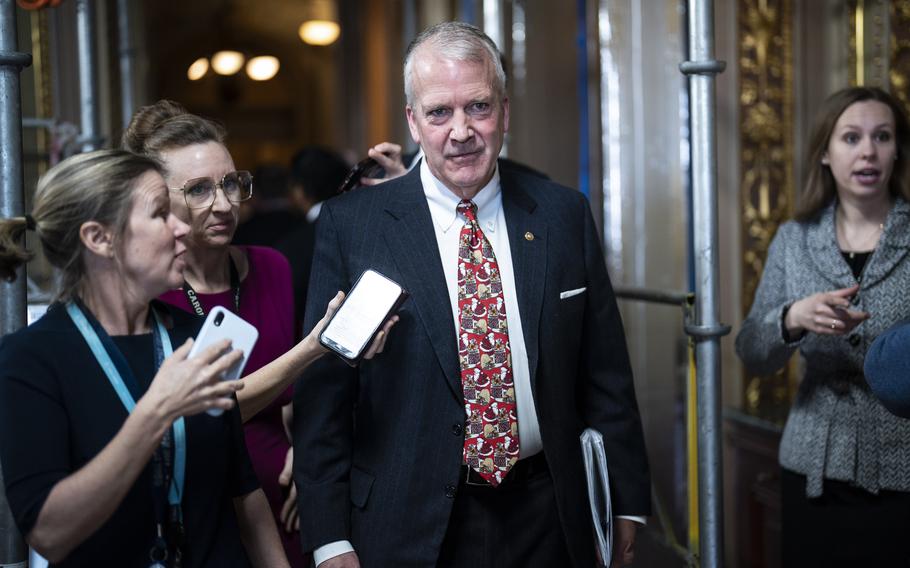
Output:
[482, 0, 503, 49]
[574, 0, 590, 197]
[0, 0, 31, 563]
[459, 0, 475, 25]
[117, 0, 134, 130]
[403, 0, 416, 47]
[482, 0, 505, 155]
[76, 0, 99, 152]
[680, 0, 728, 566]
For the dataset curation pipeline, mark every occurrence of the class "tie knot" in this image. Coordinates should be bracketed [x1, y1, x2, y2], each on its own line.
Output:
[457, 200, 478, 222]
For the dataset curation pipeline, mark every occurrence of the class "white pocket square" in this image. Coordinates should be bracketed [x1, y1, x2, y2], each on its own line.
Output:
[559, 287, 587, 300]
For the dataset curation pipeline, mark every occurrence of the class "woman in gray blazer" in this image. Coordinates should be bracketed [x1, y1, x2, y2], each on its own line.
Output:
[736, 86, 910, 567]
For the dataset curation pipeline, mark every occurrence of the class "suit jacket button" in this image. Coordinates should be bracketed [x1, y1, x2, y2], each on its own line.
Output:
[848, 334, 861, 347]
[452, 423, 463, 436]
[445, 484, 457, 498]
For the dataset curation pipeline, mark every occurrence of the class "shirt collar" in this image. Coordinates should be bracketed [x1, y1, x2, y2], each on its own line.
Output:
[421, 159, 501, 234]
[306, 201, 322, 223]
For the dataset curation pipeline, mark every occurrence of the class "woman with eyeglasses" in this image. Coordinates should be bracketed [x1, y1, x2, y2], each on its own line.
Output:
[123, 100, 395, 567]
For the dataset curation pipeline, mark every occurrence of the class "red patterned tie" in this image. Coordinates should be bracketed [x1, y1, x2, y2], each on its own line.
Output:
[457, 200, 519, 486]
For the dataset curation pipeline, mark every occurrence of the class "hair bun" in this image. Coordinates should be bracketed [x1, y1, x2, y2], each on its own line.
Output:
[121, 100, 189, 154]
[121, 99, 225, 159]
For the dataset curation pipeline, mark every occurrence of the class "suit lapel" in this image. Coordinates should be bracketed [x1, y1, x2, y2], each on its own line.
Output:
[501, 170, 547, 387]
[860, 198, 910, 288]
[382, 170, 461, 398]
[807, 198, 910, 290]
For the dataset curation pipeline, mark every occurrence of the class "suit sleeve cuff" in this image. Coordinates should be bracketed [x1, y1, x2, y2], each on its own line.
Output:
[314, 540, 355, 567]
[617, 515, 647, 525]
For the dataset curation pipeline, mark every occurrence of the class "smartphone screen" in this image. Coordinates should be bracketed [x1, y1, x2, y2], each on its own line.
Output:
[321, 270, 404, 360]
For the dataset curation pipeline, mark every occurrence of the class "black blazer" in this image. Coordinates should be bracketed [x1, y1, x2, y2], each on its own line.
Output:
[293, 163, 651, 567]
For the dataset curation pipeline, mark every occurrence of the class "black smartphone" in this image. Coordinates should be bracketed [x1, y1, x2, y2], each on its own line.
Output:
[338, 157, 384, 193]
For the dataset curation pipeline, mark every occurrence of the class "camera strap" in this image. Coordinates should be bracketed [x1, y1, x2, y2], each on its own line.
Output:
[182, 255, 241, 315]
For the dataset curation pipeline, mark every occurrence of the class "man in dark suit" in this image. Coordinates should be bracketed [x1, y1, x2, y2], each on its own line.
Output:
[294, 21, 650, 568]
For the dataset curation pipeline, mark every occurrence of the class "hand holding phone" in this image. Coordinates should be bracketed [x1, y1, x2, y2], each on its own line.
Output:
[188, 306, 259, 416]
[338, 157, 384, 193]
[319, 270, 408, 365]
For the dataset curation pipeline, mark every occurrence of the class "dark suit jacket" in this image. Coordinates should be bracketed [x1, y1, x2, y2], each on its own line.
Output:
[273, 220, 316, 324]
[293, 163, 651, 567]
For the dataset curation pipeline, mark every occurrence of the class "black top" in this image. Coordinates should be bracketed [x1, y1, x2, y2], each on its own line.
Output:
[0, 302, 258, 567]
[842, 250, 873, 281]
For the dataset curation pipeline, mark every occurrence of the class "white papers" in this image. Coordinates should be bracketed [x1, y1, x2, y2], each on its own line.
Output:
[580, 427, 612, 566]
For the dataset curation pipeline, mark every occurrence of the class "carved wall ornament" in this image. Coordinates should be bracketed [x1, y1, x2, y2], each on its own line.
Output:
[891, 0, 910, 118]
[739, 0, 794, 417]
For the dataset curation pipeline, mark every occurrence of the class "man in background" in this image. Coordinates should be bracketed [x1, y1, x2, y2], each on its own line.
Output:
[273, 147, 349, 322]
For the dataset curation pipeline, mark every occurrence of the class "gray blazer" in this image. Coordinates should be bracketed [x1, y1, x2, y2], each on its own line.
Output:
[736, 198, 910, 497]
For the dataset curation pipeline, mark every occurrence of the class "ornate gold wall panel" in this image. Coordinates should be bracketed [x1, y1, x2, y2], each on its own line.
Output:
[739, 0, 794, 418]
[850, 0, 891, 87]
[892, 0, 910, 118]
[849, 0, 858, 85]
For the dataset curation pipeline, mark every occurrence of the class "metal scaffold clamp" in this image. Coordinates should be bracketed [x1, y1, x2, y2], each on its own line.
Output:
[679, 59, 727, 76]
[0, 50, 31, 69]
[684, 322, 732, 339]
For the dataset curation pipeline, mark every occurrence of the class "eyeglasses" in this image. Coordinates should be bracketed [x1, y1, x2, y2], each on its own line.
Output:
[170, 171, 254, 209]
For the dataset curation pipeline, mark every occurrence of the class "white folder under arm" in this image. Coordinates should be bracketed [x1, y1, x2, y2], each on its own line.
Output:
[580, 427, 613, 567]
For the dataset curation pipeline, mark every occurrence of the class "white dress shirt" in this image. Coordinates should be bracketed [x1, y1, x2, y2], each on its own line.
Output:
[314, 162, 641, 567]
[420, 160, 544, 457]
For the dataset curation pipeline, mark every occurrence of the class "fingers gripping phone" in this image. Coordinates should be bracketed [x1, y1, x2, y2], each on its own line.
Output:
[319, 269, 408, 365]
[338, 157, 384, 193]
[188, 306, 259, 416]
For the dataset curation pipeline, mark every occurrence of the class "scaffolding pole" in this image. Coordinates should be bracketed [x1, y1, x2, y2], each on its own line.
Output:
[680, 0, 728, 567]
[117, 0, 135, 130]
[76, 0, 99, 152]
[0, 0, 31, 563]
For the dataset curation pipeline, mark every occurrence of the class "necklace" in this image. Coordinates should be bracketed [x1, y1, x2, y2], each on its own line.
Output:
[836, 213, 885, 259]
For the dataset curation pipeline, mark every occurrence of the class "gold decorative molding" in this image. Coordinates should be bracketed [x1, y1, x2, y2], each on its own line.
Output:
[739, 0, 794, 419]
[892, 0, 910, 119]
[850, 0, 891, 87]
[849, 0, 858, 85]
[29, 9, 51, 176]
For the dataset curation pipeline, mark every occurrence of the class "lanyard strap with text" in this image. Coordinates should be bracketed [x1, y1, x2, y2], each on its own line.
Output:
[66, 302, 186, 509]
[181, 255, 241, 316]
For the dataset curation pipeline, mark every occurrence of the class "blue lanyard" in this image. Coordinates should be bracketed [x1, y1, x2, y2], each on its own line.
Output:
[66, 302, 186, 508]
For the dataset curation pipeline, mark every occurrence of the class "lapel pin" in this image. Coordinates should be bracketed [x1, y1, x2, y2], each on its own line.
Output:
[525, 231, 534, 241]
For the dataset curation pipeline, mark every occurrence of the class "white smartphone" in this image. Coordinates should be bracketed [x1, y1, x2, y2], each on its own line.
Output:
[188, 306, 259, 416]
[320, 269, 408, 365]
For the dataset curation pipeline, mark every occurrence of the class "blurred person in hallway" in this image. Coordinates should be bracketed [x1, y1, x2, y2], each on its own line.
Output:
[273, 146, 350, 322]
[233, 164, 303, 247]
[736, 86, 910, 567]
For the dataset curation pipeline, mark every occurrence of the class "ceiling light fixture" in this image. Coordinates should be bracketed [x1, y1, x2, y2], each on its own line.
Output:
[245, 55, 280, 81]
[211, 50, 245, 76]
[299, 0, 340, 46]
[187, 57, 209, 81]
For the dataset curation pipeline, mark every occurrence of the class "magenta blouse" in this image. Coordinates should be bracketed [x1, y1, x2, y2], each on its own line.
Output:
[160, 245, 308, 566]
